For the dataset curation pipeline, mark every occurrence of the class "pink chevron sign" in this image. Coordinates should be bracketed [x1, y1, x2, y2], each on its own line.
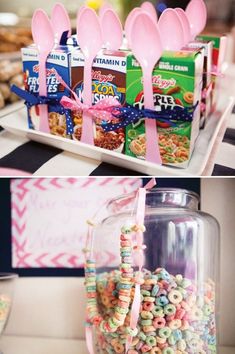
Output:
[11, 178, 142, 268]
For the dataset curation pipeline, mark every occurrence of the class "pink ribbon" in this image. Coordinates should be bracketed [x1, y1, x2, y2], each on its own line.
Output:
[211, 65, 225, 78]
[111, 179, 156, 213]
[86, 321, 95, 354]
[55, 72, 121, 139]
[126, 178, 156, 353]
[201, 81, 214, 113]
[60, 95, 121, 123]
[202, 82, 213, 100]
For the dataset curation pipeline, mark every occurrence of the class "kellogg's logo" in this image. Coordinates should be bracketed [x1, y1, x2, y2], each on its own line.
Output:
[141, 75, 176, 89]
[33, 65, 57, 76]
[92, 70, 115, 83]
[152, 75, 176, 89]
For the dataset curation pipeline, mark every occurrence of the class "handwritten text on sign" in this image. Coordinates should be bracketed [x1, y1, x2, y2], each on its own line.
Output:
[11, 178, 141, 268]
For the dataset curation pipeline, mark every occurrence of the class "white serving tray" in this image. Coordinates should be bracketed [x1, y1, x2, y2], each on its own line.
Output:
[0, 96, 234, 176]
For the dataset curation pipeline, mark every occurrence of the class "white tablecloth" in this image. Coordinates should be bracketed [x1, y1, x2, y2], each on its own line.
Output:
[0, 336, 234, 354]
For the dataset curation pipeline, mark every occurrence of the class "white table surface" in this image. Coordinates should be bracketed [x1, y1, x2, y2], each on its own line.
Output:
[0, 335, 234, 354]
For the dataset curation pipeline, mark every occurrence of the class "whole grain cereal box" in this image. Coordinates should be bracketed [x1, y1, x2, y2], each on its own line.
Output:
[21, 45, 75, 138]
[125, 50, 204, 168]
[71, 49, 129, 153]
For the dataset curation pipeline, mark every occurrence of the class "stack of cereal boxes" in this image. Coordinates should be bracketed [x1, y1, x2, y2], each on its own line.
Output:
[22, 38, 227, 168]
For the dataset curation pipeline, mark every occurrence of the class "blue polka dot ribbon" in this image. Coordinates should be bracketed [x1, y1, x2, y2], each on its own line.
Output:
[101, 102, 199, 132]
[11, 84, 73, 135]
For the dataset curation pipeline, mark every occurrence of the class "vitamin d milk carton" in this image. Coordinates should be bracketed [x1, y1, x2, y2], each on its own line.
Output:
[71, 49, 129, 153]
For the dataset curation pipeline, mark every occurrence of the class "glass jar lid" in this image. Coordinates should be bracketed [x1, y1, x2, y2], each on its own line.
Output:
[107, 188, 199, 215]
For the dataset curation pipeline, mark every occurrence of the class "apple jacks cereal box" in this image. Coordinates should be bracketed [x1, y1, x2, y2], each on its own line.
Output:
[22, 45, 75, 138]
[71, 50, 129, 153]
[125, 50, 204, 168]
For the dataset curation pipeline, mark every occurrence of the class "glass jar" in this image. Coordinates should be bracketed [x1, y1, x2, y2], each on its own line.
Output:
[91, 189, 220, 354]
[0, 273, 18, 336]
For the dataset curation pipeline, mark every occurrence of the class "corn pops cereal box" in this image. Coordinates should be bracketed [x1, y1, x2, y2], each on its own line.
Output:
[125, 50, 204, 168]
[21, 45, 75, 138]
[71, 50, 129, 153]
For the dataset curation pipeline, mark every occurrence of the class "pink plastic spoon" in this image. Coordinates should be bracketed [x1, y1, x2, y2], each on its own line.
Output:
[100, 8, 123, 50]
[77, 8, 103, 145]
[141, 1, 158, 23]
[185, 0, 207, 39]
[158, 8, 184, 51]
[77, 5, 86, 20]
[0, 168, 31, 176]
[130, 13, 163, 164]
[124, 8, 142, 48]
[175, 8, 191, 45]
[32, 9, 54, 133]
[51, 3, 71, 44]
[99, 3, 113, 18]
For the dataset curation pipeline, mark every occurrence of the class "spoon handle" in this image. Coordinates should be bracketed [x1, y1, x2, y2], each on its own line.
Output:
[81, 60, 94, 145]
[143, 69, 162, 164]
[38, 53, 50, 134]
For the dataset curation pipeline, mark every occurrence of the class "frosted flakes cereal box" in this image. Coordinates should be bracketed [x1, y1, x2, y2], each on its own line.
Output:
[22, 45, 75, 138]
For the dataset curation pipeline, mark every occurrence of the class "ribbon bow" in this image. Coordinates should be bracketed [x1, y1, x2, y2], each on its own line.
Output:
[101, 102, 199, 132]
[55, 72, 122, 124]
[60, 95, 121, 122]
[11, 84, 74, 135]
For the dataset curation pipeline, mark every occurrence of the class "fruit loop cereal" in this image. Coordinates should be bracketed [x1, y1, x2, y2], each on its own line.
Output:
[0, 294, 11, 334]
[85, 225, 217, 354]
[128, 133, 190, 165]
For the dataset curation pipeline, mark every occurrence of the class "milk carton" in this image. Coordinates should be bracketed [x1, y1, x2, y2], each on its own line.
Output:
[71, 49, 129, 153]
[197, 34, 228, 112]
[187, 40, 213, 126]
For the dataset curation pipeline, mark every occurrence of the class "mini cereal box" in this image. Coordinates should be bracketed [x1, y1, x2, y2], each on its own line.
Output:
[125, 50, 204, 168]
[71, 49, 129, 153]
[197, 34, 227, 112]
[187, 40, 213, 126]
[21, 45, 75, 138]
